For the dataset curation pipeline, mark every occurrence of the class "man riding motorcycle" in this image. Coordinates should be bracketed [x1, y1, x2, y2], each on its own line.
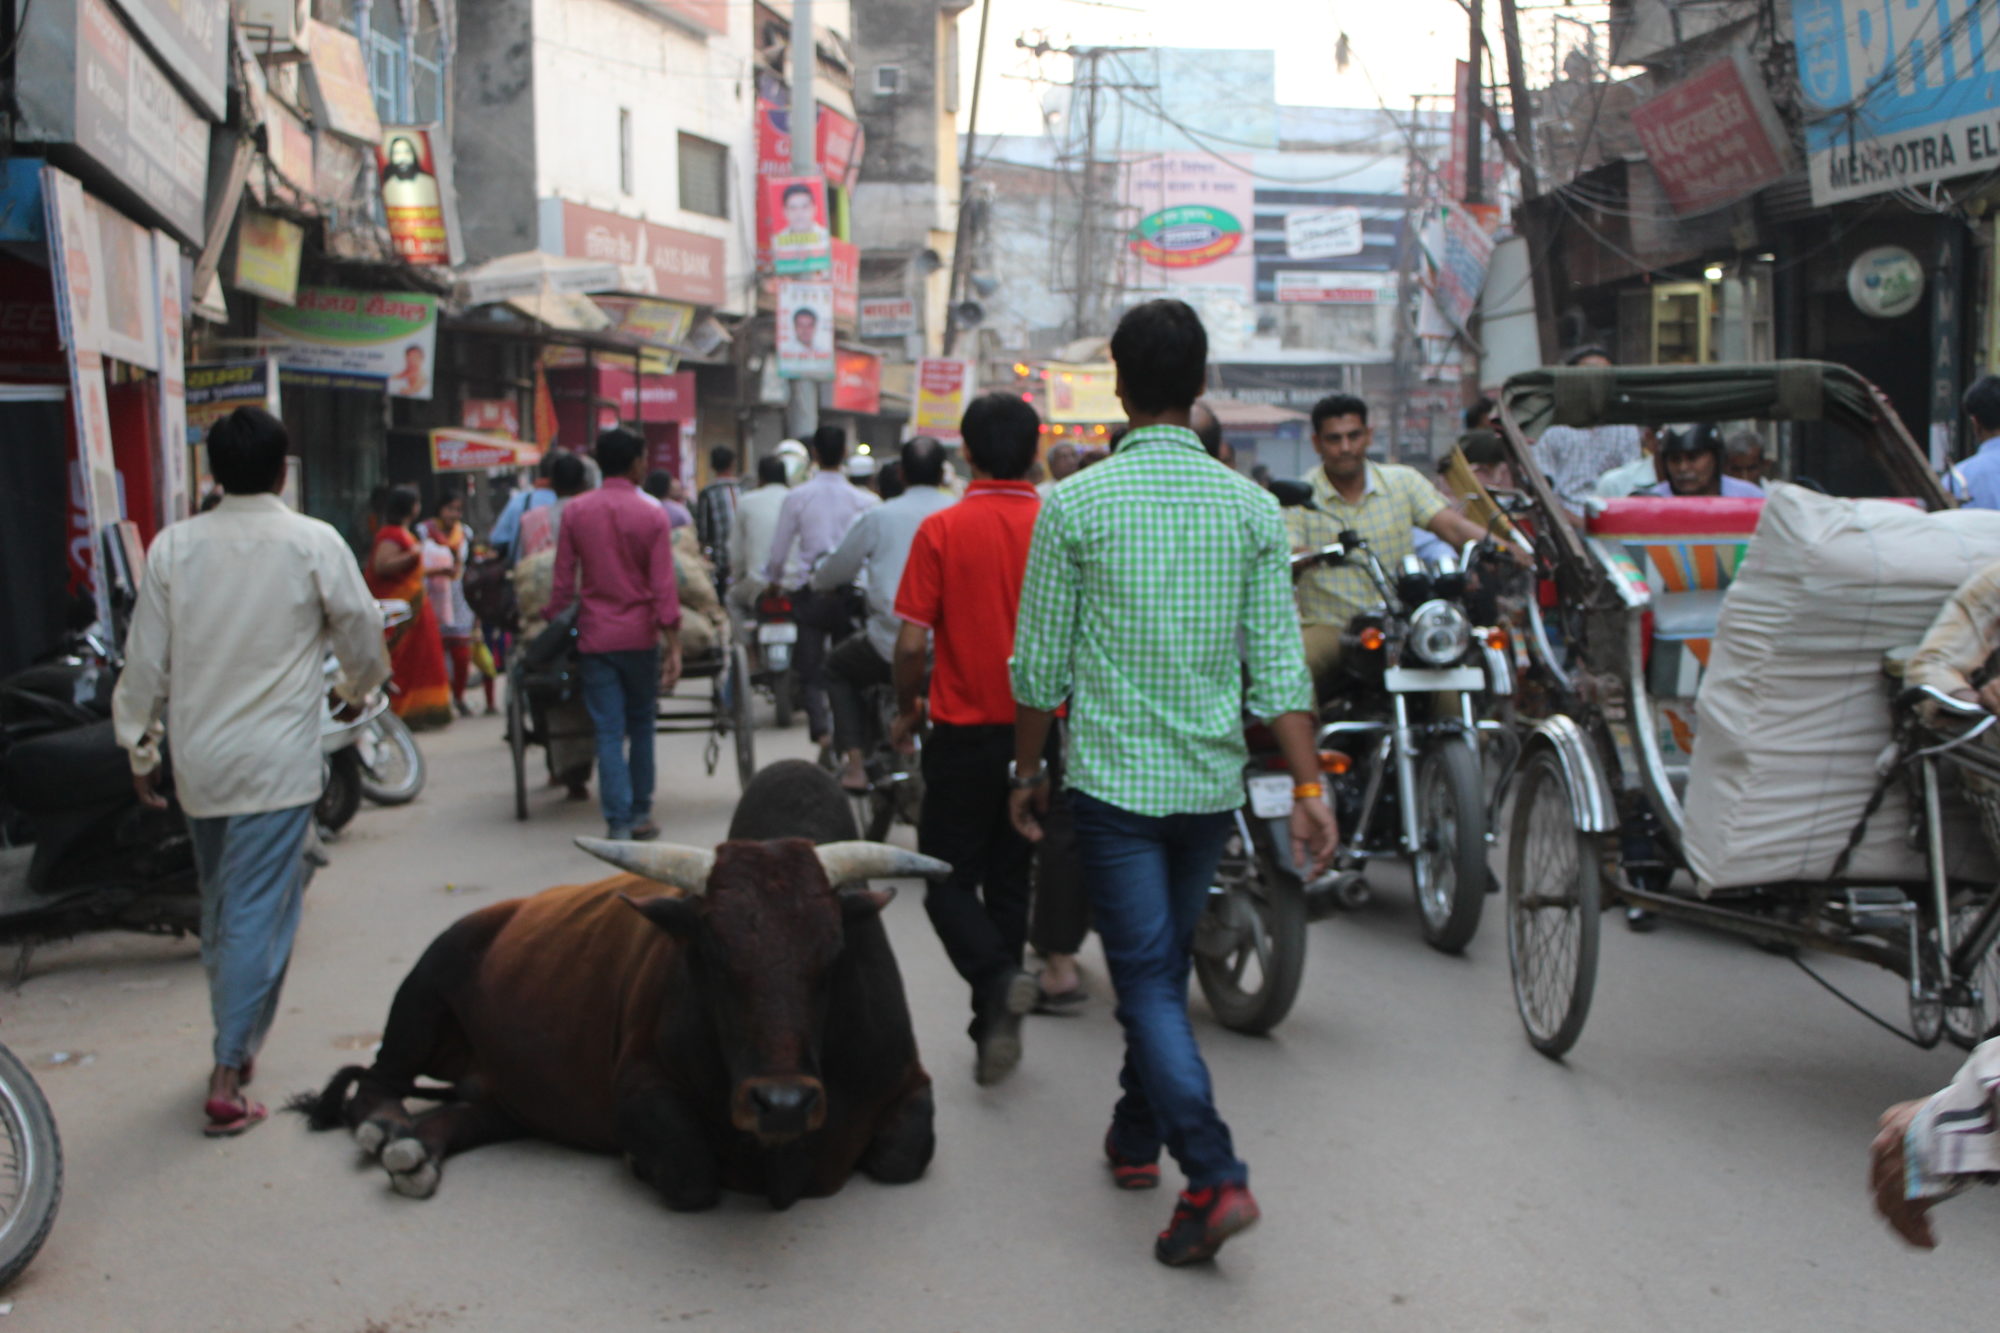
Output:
[1287, 393, 1496, 703]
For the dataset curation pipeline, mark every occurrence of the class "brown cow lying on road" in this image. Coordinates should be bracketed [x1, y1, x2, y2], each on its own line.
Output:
[295, 763, 946, 1210]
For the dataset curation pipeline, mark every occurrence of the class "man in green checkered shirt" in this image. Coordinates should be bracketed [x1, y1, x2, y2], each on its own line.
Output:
[1288, 393, 1495, 699]
[1006, 299, 1337, 1268]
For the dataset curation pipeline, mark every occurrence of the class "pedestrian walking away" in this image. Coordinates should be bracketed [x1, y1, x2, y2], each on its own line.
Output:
[695, 446, 742, 586]
[545, 428, 683, 841]
[1007, 299, 1339, 1266]
[726, 454, 795, 631]
[111, 406, 390, 1137]
[890, 398, 1043, 1085]
[762, 425, 878, 748]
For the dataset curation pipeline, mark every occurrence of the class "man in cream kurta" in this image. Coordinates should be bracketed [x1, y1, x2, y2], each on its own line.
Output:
[113, 407, 387, 1136]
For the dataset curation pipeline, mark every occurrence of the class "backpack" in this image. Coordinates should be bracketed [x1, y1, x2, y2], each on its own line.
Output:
[462, 552, 519, 632]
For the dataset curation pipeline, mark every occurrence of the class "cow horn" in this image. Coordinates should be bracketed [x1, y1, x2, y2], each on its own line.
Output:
[574, 838, 714, 895]
[814, 841, 952, 884]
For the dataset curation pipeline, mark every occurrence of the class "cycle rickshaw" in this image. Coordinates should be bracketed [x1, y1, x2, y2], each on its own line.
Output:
[506, 622, 756, 820]
[1487, 361, 2000, 1058]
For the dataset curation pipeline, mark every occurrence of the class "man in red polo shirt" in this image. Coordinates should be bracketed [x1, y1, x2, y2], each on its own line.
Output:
[891, 392, 1046, 1086]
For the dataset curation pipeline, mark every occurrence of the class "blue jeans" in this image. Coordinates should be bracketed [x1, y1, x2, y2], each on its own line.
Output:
[187, 803, 315, 1069]
[1070, 789, 1245, 1191]
[580, 647, 660, 835]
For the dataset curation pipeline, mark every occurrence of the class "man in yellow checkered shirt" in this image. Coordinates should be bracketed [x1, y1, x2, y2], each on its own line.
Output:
[1287, 394, 1495, 699]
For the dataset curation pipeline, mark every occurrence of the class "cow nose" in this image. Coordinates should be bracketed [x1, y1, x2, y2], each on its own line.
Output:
[751, 1083, 819, 1120]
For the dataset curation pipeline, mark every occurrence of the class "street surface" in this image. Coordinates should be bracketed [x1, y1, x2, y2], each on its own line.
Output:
[2, 712, 1996, 1332]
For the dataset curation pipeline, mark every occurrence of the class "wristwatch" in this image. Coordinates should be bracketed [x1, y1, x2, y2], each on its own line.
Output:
[1007, 761, 1048, 790]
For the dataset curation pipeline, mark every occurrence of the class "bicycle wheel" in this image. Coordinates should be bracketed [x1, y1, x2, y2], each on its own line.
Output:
[0, 1042, 62, 1289]
[729, 646, 756, 792]
[1413, 739, 1488, 954]
[1945, 898, 2000, 1049]
[356, 712, 426, 805]
[1504, 749, 1601, 1058]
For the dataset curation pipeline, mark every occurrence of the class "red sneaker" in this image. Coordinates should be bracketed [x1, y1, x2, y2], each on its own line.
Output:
[1154, 1182, 1260, 1266]
[1104, 1127, 1160, 1191]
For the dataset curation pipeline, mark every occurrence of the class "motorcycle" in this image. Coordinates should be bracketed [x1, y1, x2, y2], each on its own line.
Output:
[1268, 481, 1514, 954]
[751, 590, 800, 729]
[315, 601, 417, 834]
[0, 1034, 60, 1289]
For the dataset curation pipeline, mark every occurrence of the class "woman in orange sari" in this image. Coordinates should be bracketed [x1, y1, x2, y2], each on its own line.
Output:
[366, 486, 454, 729]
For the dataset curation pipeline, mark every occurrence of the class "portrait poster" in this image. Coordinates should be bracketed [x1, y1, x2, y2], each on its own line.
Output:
[763, 175, 831, 276]
[374, 126, 461, 265]
[777, 280, 834, 380]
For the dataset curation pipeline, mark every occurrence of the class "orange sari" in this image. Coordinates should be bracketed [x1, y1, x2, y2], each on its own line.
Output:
[366, 525, 454, 727]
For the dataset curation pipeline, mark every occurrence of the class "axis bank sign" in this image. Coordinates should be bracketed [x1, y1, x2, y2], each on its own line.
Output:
[540, 198, 726, 307]
[1795, 0, 2000, 204]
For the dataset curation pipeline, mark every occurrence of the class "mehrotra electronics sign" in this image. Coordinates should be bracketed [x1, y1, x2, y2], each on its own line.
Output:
[1794, 0, 2000, 205]
[1629, 54, 1790, 215]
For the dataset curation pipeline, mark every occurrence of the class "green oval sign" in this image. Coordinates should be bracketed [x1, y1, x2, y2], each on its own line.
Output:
[1128, 205, 1244, 269]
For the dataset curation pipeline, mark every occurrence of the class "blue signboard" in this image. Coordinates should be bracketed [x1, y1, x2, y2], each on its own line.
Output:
[1794, 0, 2000, 203]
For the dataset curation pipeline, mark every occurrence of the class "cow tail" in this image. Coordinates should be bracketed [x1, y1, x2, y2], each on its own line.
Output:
[285, 1065, 370, 1131]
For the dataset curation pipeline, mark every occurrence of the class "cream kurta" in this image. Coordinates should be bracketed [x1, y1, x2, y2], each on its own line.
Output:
[112, 494, 390, 818]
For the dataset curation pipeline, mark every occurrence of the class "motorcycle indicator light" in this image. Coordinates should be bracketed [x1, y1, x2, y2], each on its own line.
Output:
[1359, 627, 1386, 651]
[1318, 751, 1351, 775]
[1485, 628, 1508, 650]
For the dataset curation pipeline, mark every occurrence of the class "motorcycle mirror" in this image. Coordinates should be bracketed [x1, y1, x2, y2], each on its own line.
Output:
[1268, 479, 1316, 509]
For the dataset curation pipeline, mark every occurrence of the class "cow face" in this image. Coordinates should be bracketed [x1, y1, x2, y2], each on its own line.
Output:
[626, 840, 892, 1146]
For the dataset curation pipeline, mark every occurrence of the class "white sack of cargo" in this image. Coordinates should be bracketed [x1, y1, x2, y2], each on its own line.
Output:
[1685, 483, 2000, 891]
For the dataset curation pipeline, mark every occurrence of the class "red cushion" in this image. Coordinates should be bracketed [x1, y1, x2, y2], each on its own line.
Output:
[1585, 497, 1765, 538]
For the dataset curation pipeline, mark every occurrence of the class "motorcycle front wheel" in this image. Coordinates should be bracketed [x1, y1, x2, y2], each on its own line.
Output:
[1193, 819, 1307, 1035]
[356, 712, 425, 806]
[1412, 739, 1488, 954]
[0, 1041, 61, 1290]
[317, 748, 364, 834]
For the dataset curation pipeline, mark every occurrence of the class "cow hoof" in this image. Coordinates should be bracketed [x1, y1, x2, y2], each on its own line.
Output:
[381, 1136, 428, 1174]
[354, 1120, 389, 1158]
[389, 1159, 440, 1199]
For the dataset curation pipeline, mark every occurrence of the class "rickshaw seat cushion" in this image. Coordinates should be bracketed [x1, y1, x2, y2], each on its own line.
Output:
[1583, 496, 1766, 538]
[1685, 485, 2000, 891]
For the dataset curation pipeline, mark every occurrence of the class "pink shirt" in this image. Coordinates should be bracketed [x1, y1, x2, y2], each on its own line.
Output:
[545, 478, 682, 654]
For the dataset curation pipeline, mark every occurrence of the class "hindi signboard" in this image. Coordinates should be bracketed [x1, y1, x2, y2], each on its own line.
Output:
[1630, 54, 1790, 215]
[1274, 271, 1397, 304]
[913, 358, 973, 440]
[431, 428, 532, 473]
[259, 287, 439, 400]
[829, 349, 882, 415]
[1284, 208, 1364, 261]
[185, 358, 279, 446]
[859, 297, 917, 338]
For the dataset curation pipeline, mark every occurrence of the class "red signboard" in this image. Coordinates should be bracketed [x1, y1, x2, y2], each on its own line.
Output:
[831, 240, 859, 324]
[1629, 54, 1789, 216]
[462, 397, 521, 438]
[555, 201, 726, 307]
[817, 107, 864, 190]
[0, 257, 66, 381]
[431, 427, 534, 473]
[830, 350, 881, 415]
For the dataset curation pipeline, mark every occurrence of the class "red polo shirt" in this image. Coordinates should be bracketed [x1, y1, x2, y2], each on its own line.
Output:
[894, 480, 1040, 726]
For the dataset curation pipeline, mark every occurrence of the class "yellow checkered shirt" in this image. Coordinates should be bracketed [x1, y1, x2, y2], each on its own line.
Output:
[1285, 462, 1446, 628]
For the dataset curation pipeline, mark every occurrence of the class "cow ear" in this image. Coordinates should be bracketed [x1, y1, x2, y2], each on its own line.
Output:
[838, 885, 896, 917]
[619, 892, 702, 936]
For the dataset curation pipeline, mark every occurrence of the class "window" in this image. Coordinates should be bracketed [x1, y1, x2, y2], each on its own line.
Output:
[679, 134, 729, 219]
[619, 108, 634, 195]
[875, 64, 902, 96]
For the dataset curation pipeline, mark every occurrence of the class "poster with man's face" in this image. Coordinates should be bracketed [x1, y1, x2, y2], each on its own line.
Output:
[777, 281, 834, 380]
[374, 127, 454, 265]
[763, 175, 831, 276]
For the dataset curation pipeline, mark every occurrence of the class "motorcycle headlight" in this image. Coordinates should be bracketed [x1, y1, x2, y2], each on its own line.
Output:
[1406, 599, 1471, 667]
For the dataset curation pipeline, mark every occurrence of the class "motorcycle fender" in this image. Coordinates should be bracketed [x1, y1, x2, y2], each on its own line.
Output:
[1525, 715, 1618, 834]
[1257, 812, 1307, 880]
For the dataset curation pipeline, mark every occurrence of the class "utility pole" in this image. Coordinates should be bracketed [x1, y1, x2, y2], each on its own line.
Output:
[1072, 47, 1103, 340]
[1464, 0, 1484, 205]
[786, 0, 819, 442]
[941, 0, 992, 358]
[1497, 0, 1539, 197]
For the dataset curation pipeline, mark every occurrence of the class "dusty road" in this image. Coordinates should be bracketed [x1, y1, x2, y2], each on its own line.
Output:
[1, 712, 1994, 1332]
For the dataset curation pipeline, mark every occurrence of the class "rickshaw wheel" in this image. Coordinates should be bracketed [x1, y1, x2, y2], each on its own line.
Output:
[1945, 900, 2000, 1049]
[506, 677, 529, 822]
[729, 646, 757, 792]
[1413, 740, 1488, 954]
[1505, 749, 1600, 1059]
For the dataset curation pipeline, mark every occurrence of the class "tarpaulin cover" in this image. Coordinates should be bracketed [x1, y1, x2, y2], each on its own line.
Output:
[1685, 484, 2000, 889]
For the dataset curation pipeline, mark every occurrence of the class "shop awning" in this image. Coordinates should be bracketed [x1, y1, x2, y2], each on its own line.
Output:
[455, 251, 630, 307]
[1200, 394, 1307, 431]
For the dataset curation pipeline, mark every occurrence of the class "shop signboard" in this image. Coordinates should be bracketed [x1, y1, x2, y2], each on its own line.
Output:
[1274, 271, 1397, 304]
[462, 397, 522, 438]
[111, 0, 228, 122]
[832, 240, 859, 324]
[1284, 208, 1364, 261]
[1043, 363, 1122, 423]
[1121, 153, 1255, 301]
[1428, 203, 1494, 335]
[777, 281, 835, 380]
[152, 227, 186, 521]
[1629, 54, 1790, 215]
[431, 427, 533, 473]
[913, 358, 973, 441]
[302, 20, 383, 144]
[763, 175, 832, 276]
[544, 199, 726, 307]
[374, 126, 462, 266]
[14, 0, 211, 243]
[232, 208, 305, 305]
[42, 166, 120, 614]
[859, 297, 917, 338]
[1794, 0, 2000, 204]
[86, 194, 159, 371]
[544, 297, 694, 374]
[258, 287, 439, 400]
[829, 350, 882, 415]
[185, 358, 278, 446]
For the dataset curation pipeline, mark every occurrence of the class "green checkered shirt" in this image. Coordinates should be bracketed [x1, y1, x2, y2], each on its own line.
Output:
[1010, 424, 1315, 816]
[1285, 461, 1445, 628]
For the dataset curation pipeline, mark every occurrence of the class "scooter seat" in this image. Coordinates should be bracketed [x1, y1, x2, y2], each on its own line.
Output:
[0, 720, 134, 814]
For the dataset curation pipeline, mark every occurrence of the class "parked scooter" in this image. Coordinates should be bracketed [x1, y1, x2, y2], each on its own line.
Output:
[0, 1034, 60, 1289]
[317, 600, 421, 833]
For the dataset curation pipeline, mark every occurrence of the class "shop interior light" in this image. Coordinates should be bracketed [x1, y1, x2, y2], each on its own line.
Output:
[1703, 264, 1724, 281]
[1013, 362, 1031, 376]
[1021, 392, 1034, 403]
[1092, 424, 1107, 435]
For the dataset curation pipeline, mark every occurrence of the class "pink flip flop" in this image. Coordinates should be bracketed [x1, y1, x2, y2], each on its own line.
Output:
[203, 1096, 269, 1138]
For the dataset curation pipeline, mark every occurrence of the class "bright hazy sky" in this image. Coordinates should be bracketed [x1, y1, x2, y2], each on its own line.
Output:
[955, 0, 1475, 137]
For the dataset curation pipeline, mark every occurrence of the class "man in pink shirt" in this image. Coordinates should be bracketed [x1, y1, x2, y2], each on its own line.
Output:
[546, 429, 683, 840]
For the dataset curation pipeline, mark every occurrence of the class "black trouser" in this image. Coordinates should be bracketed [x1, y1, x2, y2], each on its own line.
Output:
[791, 588, 851, 743]
[826, 633, 891, 756]
[918, 723, 1033, 1035]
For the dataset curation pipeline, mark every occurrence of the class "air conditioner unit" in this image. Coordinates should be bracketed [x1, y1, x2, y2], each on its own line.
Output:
[875, 65, 903, 96]
[235, 0, 312, 58]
